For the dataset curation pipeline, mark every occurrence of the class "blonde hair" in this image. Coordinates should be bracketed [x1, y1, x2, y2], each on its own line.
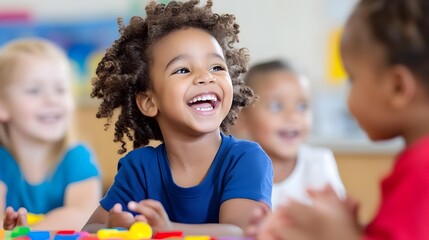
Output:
[0, 38, 74, 163]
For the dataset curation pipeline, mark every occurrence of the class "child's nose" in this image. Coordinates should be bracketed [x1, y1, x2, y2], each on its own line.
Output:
[283, 108, 299, 121]
[193, 71, 215, 85]
[43, 90, 61, 104]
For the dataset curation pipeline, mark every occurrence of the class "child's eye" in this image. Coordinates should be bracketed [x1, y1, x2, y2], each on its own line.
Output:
[296, 102, 308, 112]
[267, 101, 282, 112]
[211, 65, 226, 72]
[172, 68, 190, 75]
[25, 87, 41, 95]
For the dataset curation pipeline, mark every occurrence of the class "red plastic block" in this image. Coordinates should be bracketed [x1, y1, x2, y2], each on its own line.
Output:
[56, 230, 76, 235]
[153, 230, 184, 239]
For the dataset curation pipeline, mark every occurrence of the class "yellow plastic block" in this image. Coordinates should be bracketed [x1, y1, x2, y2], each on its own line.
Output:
[128, 222, 153, 239]
[97, 229, 127, 239]
[27, 213, 45, 225]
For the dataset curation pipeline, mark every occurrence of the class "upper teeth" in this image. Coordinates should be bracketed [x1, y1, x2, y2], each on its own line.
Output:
[188, 94, 217, 104]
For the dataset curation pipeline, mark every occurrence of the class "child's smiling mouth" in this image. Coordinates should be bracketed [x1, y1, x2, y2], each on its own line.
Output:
[37, 112, 63, 124]
[187, 93, 220, 112]
[278, 129, 301, 143]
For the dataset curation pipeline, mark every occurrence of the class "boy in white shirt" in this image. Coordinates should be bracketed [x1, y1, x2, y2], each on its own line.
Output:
[230, 59, 345, 209]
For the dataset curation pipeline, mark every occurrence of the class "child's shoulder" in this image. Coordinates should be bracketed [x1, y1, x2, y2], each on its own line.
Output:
[398, 136, 429, 168]
[299, 144, 333, 154]
[112, 145, 166, 173]
[223, 134, 270, 163]
[125, 144, 162, 156]
[62, 143, 97, 162]
[221, 134, 272, 171]
[66, 143, 92, 155]
[298, 144, 335, 162]
[119, 144, 164, 165]
[59, 143, 99, 168]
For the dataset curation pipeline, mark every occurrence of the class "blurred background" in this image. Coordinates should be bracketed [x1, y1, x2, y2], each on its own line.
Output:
[0, 0, 401, 224]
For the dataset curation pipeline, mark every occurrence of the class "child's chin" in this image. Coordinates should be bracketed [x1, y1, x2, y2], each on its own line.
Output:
[277, 149, 300, 159]
[37, 133, 67, 143]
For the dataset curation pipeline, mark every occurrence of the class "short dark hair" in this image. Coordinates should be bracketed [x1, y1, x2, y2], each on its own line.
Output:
[349, 0, 429, 81]
[245, 59, 293, 86]
[91, 0, 255, 154]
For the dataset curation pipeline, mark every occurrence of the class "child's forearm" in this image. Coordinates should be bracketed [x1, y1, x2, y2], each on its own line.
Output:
[170, 222, 244, 237]
[31, 207, 94, 231]
[81, 222, 108, 233]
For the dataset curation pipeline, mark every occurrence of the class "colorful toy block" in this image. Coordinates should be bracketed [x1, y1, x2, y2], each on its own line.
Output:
[11, 226, 30, 238]
[27, 230, 50, 240]
[27, 213, 45, 226]
[153, 230, 184, 239]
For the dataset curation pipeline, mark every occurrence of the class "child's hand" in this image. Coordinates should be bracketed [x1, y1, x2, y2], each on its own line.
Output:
[107, 203, 135, 229]
[128, 199, 172, 232]
[3, 207, 28, 230]
[256, 207, 289, 240]
[257, 185, 362, 240]
[245, 201, 271, 238]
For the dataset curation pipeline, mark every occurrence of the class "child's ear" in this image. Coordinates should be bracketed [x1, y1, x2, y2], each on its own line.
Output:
[387, 65, 416, 109]
[136, 91, 158, 117]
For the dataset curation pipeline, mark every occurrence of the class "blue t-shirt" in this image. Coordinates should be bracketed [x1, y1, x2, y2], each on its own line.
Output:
[101, 133, 273, 224]
[0, 144, 100, 214]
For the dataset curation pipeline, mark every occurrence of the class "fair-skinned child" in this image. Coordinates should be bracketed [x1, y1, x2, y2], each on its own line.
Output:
[257, 0, 429, 239]
[0, 38, 102, 230]
[230, 60, 345, 211]
[82, 0, 273, 237]
[229, 60, 345, 237]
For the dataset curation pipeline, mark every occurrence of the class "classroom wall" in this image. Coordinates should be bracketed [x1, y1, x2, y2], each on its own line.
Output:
[0, 0, 357, 85]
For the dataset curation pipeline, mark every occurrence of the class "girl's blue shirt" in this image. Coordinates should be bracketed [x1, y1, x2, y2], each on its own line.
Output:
[0, 144, 101, 214]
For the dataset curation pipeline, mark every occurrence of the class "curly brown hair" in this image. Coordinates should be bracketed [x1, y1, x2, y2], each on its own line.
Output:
[348, 0, 429, 81]
[91, 0, 254, 154]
